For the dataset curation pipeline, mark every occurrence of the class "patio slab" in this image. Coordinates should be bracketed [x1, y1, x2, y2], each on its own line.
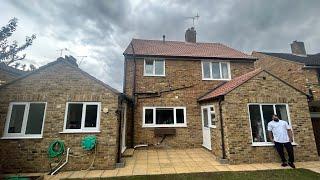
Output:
[5, 148, 320, 179]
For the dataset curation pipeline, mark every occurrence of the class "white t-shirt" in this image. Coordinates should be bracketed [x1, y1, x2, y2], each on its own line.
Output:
[267, 120, 291, 143]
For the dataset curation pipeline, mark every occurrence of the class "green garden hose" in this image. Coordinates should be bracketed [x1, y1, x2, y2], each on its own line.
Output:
[48, 140, 65, 158]
[81, 135, 97, 151]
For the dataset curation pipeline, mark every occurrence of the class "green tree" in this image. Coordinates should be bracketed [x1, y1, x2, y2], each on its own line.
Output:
[0, 17, 36, 66]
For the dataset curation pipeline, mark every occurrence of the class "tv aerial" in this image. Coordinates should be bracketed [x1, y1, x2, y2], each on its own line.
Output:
[56, 48, 69, 57]
[186, 13, 200, 27]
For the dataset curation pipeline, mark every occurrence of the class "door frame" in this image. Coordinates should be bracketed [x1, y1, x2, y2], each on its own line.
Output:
[201, 105, 212, 150]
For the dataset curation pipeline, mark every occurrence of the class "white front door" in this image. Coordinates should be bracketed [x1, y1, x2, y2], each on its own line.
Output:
[201, 106, 212, 150]
[121, 105, 127, 153]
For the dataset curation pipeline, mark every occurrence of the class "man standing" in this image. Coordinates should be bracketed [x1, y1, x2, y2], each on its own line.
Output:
[268, 114, 295, 168]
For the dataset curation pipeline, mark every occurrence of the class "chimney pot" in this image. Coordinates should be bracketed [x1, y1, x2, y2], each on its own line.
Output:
[162, 35, 165, 42]
[290, 40, 306, 56]
[185, 27, 196, 43]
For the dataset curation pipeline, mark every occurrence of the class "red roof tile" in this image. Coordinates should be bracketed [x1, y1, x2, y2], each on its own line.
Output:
[198, 68, 263, 101]
[124, 39, 256, 60]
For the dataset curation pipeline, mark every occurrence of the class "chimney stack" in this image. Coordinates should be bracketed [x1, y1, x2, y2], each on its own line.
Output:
[290, 40, 306, 56]
[185, 27, 196, 43]
[162, 35, 165, 43]
[65, 55, 78, 67]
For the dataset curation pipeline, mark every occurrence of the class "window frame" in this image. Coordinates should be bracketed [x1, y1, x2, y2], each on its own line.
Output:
[142, 107, 187, 127]
[2, 102, 47, 139]
[247, 103, 296, 146]
[201, 61, 231, 80]
[143, 59, 165, 77]
[62, 102, 101, 133]
[201, 105, 217, 128]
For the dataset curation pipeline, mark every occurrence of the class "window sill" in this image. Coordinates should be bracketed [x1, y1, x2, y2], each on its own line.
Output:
[202, 78, 231, 81]
[251, 142, 298, 147]
[143, 74, 166, 77]
[142, 125, 187, 128]
[1, 136, 43, 140]
[59, 130, 101, 134]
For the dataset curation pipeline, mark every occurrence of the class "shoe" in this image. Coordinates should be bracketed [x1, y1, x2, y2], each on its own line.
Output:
[281, 162, 288, 167]
[288, 162, 296, 168]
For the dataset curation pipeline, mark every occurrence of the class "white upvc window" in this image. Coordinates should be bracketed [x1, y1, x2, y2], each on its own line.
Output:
[143, 107, 187, 127]
[247, 103, 295, 146]
[201, 105, 217, 128]
[63, 102, 101, 133]
[202, 61, 231, 80]
[144, 59, 165, 76]
[2, 102, 47, 139]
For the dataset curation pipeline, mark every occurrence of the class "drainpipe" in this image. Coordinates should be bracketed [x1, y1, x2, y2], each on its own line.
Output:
[130, 42, 136, 148]
[116, 95, 123, 163]
[218, 96, 227, 160]
[50, 148, 70, 175]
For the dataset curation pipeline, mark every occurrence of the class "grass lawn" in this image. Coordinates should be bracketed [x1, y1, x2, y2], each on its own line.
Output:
[98, 169, 320, 180]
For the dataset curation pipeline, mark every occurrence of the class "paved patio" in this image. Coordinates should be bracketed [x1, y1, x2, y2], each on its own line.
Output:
[3, 148, 320, 179]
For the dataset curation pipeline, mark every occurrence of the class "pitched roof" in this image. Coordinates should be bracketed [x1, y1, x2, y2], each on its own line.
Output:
[0, 62, 27, 76]
[198, 68, 308, 101]
[198, 69, 263, 101]
[124, 39, 256, 60]
[259, 52, 320, 66]
[0, 56, 120, 94]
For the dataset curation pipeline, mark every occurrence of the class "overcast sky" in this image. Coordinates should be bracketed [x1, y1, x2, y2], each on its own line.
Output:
[1, 0, 320, 91]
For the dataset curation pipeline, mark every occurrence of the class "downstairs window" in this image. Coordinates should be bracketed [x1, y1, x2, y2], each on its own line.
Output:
[143, 107, 186, 127]
[248, 104, 293, 146]
[63, 102, 101, 133]
[3, 102, 46, 139]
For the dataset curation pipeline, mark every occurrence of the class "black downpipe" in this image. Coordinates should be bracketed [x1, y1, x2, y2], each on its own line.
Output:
[130, 42, 136, 148]
[116, 95, 123, 163]
[218, 97, 227, 160]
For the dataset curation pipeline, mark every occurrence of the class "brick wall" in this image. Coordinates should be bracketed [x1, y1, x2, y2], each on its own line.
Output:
[221, 71, 318, 164]
[0, 61, 120, 173]
[0, 70, 20, 85]
[124, 58, 255, 147]
[253, 52, 320, 100]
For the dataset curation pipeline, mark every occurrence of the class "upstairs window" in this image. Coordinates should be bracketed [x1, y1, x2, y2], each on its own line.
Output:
[63, 102, 101, 133]
[143, 107, 186, 127]
[144, 59, 165, 76]
[202, 61, 231, 80]
[3, 102, 46, 139]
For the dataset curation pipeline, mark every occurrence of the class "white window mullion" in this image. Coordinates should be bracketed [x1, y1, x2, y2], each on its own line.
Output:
[259, 105, 267, 142]
[20, 103, 30, 135]
[153, 60, 156, 75]
[228, 62, 231, 79]
[219, 62, 223, 79]
[81, 103, 86, 130]
[209, 62, 213, 79]
[153, 108, 156, 126]
[173, 108, 177, 125]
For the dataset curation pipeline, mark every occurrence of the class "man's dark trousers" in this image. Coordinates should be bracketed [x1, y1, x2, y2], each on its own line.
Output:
[274, 141, 294, 163]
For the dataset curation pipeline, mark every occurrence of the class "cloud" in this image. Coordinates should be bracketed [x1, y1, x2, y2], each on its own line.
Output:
[1, 0, 320, 91]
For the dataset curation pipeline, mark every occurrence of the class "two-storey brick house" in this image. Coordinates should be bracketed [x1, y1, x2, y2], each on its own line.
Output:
[253, 41, 320, 155]
[123, 28, 319, 164]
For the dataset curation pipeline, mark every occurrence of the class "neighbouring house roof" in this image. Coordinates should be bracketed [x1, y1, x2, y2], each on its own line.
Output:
[0, 56, 120, 94]
[258, 52, 320, 66]
[198, 68, 308, 101]
[0, 62, 27, 76]
[123, 39, 256, 60]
